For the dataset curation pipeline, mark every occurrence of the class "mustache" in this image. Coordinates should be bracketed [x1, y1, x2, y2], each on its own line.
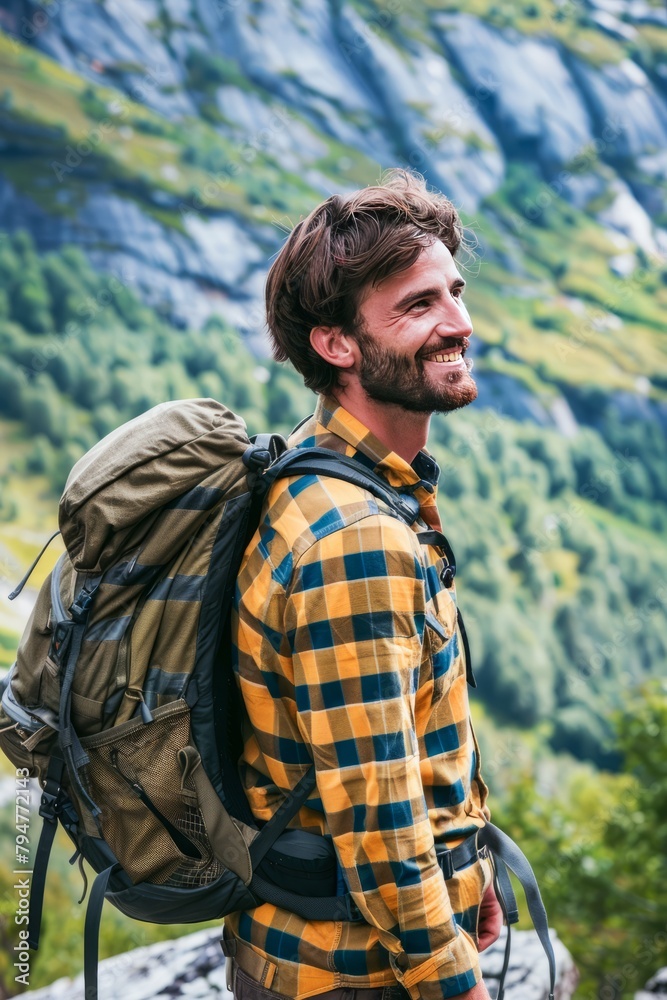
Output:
[419, 337, 470, 359]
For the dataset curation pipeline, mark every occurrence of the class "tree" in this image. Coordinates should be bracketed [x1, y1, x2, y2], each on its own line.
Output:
[11, 274, 53, 335]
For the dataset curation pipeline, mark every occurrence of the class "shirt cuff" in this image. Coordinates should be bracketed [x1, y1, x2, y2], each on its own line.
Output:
[390, 928, 482, 1000]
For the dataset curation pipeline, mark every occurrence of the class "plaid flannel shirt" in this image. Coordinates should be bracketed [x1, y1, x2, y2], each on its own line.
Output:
[227, 395, 492, 999]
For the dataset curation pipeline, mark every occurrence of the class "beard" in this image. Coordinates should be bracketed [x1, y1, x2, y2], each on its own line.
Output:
[352, 322, 478, 414]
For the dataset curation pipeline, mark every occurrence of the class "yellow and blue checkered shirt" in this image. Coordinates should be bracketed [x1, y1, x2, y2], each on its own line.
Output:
[228, 395, 491, 999]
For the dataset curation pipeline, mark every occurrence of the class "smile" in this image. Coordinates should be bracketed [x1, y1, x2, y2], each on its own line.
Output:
[419, 338, 469, 367]
[428, 351, 462, 363]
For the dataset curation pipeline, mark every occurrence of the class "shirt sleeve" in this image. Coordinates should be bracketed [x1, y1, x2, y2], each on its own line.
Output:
[284, 513, 482, 1000]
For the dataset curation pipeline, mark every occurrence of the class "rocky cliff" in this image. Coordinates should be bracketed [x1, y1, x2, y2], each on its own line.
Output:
[0, 0, 666, 371]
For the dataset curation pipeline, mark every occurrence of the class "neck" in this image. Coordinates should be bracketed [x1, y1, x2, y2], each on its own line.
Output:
[330, 383, 431, 465]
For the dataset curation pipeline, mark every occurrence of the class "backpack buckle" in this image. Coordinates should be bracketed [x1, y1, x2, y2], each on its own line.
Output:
[39, 752, 65, 822]
[49, 620, 74, 665]
[243, 444, 273, 472]
[70, 585, 98, 624]
[39, 788, 62, 823]
[395, 493, 421, 525]
[437, 848, 454, 880]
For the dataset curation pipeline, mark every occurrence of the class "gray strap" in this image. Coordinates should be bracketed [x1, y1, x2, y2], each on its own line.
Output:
[8, 529, 61, 600]
[479, 823, 556, 1000]
[492, 859, 512, 1000]
[84, 865, 119, 1000]
[57, 581, 102, 818]
[58, 621, 94, 801]
[493, 855, 519, 924]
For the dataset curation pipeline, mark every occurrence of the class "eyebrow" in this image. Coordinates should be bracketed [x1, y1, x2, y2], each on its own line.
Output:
[393, 278, 466, 312]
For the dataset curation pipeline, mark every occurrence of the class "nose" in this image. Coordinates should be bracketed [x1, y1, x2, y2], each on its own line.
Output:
[433, 298, 473, 340]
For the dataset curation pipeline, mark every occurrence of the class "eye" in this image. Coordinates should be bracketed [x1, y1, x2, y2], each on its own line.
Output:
[452, 286, 464, 298]
[409, 299, 431, 311]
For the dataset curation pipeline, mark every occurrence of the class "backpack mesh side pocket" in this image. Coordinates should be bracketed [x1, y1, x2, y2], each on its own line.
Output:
[81, 700, 224, 886]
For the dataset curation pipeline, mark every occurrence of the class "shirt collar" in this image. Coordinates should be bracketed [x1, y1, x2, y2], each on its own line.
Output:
[288, 395, 442, 530]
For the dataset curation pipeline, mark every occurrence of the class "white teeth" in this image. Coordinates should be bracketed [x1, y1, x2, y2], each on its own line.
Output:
[430, 352, 462, 363]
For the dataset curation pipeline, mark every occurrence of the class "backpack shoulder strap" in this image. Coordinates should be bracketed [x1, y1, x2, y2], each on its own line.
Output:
[262, 447, 422, 526]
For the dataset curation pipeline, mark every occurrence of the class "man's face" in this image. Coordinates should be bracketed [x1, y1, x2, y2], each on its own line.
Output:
[350, 240, 477, 414]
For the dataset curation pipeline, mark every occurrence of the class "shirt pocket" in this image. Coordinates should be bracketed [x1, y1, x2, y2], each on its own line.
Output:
[422, 590, 460, 699]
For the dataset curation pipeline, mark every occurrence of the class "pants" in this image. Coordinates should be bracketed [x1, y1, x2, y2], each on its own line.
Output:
[230, 962, 411, 1000]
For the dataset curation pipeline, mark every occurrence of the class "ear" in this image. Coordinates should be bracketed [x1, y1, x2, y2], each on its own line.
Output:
[309, 325, 357, 370]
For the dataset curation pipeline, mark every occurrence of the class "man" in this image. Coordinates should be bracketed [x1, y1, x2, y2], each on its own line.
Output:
[225, 169, 502, 1000]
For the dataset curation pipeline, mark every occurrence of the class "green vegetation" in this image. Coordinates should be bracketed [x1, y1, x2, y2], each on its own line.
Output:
[493, 682, 667, 999]
[429, 404, 667, 766]
[471, 163, 667, 397]
[0, 230, 314, 497]
[185, 50, 251, 95]
[425, 0, 626, 65]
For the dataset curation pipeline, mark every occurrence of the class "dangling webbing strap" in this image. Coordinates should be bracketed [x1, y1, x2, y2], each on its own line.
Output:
[492, 858, 513, 1000]
[8, 529, 61, 600]
[478, 823, 556, 1000]
[493, 854, 519, 924]
[28, 750, 65, 950]
[84, 864, 120, 1000]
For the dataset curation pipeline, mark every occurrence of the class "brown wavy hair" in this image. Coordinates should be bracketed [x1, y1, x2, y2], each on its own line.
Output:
[265, 168, 472, 394]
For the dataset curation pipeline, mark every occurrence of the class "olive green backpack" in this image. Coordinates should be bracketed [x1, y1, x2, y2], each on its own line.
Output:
[0, 397, 431, 999]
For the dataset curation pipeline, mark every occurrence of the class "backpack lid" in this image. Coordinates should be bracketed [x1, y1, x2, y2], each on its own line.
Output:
[59, 398, 250, 572]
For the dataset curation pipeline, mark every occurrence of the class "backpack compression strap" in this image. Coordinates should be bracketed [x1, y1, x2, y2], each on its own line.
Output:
[27, 749, 65, 949]
[28, 563, 102, 953]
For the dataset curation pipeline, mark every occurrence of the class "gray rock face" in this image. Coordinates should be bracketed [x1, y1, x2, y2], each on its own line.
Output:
[21, 928, 228, 1000]
[435, 14, 594, 171]
[207, 0, 393, 163]
[35, 0, 196, 117]
[597, 177, 659, 253]
[213, 88, 330, 171]
[337, 7, 504, 212]
[570, 57, 667, 163]
[636, 967, 667, 1000]
[20, 926, 577, 1000]
[0, 173, 270, 330]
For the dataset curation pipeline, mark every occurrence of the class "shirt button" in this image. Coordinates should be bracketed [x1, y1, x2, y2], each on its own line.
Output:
[440, 565, 455, 587]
